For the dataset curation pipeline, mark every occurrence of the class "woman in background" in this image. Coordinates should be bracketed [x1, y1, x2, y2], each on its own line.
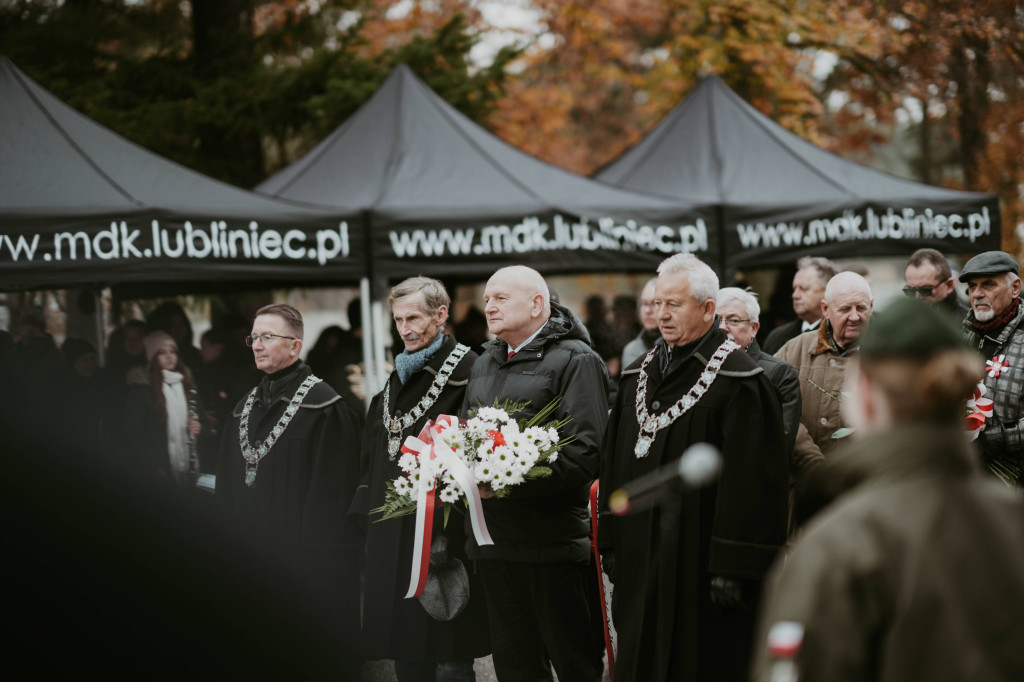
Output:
[122, 331, 201, 487]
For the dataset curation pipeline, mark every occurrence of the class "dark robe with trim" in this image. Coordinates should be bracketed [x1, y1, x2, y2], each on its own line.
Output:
[216, 359, 362, 670]
[599, 325, 789, 682]
[357, 335, 490, 662]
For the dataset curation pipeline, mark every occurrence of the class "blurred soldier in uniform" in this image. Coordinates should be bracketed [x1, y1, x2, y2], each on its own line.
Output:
[756, 297, 1024, 682]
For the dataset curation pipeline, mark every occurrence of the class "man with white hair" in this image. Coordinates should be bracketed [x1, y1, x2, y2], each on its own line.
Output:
[776, 271, 874, 475]
[462, 265, 609, 681]
[717, 287, 801, 455]
[960, 251, 1024, 486]
[599, 254, 789, 682]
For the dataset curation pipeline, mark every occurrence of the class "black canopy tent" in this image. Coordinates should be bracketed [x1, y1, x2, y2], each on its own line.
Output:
[256, 65, 712, 286]
[0, 57, 364, 294]
[595, 75, 1001, 273]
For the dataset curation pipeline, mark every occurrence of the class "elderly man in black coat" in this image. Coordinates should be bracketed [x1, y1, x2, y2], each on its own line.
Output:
[463, 265, 609, 682]
[717, 287, 802, 456]
[599, 254, 790, 682]
[357, 277, 489, 680]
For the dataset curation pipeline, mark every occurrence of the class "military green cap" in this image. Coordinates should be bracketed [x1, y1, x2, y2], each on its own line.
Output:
[859, 296, 967, 359]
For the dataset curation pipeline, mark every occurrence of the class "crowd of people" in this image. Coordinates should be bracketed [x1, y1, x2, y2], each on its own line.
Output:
[4, 248, 1024, 681]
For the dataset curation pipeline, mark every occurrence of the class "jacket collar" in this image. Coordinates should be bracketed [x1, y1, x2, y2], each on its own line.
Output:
[811, 320, 860, 357]
[963, 298, 1024, 346]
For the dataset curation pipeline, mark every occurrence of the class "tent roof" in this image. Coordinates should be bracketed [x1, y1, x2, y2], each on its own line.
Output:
[0, 57, 341, 216]
[257, 65, 699, 219]
[595, 74, 991, 208]
[594, 75, 1000, 269]
[0, 57, 361, 291]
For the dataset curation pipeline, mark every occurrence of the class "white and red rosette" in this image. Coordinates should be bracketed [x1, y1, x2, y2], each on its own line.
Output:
[965, 382, 994, 441]
[400, 415, 493, 599]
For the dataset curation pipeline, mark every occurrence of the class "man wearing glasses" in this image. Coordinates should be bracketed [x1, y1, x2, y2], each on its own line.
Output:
[904, 248, 969, 320]
[621, 278, 660, 368]
[217, 303, 364, 674]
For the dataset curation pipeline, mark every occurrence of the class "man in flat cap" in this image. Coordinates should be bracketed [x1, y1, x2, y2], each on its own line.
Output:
[960, 250, 1024, 486]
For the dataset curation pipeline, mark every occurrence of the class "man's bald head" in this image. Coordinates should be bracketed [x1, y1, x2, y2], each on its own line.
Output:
[484, 266, 551, 348]
[823, 272, 874, 347]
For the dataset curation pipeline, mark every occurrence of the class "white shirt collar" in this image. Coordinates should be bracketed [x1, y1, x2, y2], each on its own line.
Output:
[509, 320, 548, 354]
[801, 319, 822, 332]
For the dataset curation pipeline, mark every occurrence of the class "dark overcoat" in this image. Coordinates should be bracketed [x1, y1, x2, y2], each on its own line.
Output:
[599, 326, 789, 682]
[216, 360, 363, 654]
[357, 335, 490, 662]
[461, 301, 610, 564]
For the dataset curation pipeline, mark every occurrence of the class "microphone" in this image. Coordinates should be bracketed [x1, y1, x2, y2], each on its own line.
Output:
[608, 443, 721, 516]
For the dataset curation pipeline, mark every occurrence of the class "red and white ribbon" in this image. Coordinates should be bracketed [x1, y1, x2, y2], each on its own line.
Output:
[401, 415, 493, 600]
[965, 382, 994, 441]
[429, 416, 494, 551]
[987, 354, 1009, 378]
[400, 426, 438, 600]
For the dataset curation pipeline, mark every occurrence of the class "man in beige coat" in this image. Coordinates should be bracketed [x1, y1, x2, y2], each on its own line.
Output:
[776, 272, 873, 482]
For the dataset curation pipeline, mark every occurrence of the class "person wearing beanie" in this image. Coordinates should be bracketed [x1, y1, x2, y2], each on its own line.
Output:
[120, 331, 201, 487]
[215, 303, 363, 676]
[959, 250, 1024, 486]
[755, 297, 1024, 682]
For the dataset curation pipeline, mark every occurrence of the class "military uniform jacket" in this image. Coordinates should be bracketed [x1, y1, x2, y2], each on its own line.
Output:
[756, 424, 1024, 682]
[599, 325, 789, 682]
[357, 335, 489, 662]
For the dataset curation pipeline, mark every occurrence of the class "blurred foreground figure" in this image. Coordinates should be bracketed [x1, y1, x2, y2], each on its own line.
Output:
[2, 410, 362, 679]
[755, 297, 1024, 682]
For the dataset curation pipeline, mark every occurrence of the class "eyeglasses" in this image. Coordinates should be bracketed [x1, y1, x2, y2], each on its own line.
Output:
[721, 317, 751, 328]
[245, 333, 297, 346]
[902, 284, 940, 298]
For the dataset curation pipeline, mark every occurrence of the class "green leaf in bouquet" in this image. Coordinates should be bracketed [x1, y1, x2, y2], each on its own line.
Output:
[370, 479, 418, 522]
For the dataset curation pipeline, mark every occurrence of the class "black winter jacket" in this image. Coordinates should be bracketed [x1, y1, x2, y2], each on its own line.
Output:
[462, 301, 610, 563]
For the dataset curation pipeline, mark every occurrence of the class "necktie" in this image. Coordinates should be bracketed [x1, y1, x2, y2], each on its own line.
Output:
[507, 349, 515, 361]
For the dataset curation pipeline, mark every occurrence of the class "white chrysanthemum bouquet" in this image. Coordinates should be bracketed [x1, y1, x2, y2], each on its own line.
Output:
[374, 398, 573, 521]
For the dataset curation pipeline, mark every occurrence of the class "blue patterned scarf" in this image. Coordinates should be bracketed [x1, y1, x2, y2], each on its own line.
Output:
[395, 333, 444, 384]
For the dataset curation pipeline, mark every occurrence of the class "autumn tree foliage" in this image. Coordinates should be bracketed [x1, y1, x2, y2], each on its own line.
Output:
[0, 0, 518, 186]
[822, 1, 1024, 252]
[491, 0, 1023, 249]
[488, 0, 885, 175]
